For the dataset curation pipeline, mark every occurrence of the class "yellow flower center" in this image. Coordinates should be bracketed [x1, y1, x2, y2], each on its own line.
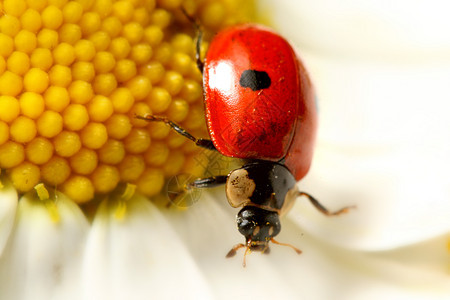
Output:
[0, 0, 256, 204]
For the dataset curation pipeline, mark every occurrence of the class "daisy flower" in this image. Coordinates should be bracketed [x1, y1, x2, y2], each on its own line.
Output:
[0, 0, 449, 299]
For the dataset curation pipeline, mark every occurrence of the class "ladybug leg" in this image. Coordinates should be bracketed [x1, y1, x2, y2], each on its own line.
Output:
[194, 25, 204, 73]
[185, 175, 228, 190]
[181, 8, 204, 73]
[136, 114, 216, 151]
[298, 192, 356, 216]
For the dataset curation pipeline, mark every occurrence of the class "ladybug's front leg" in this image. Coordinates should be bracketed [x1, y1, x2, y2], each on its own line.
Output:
[185, 175, 228, 190]
[136, 115, 216, 151]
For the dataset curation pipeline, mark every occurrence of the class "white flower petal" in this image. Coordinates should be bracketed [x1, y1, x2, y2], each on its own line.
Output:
[0, 179, 18, 256]
[163, 190, 450, 299]
[164, 190, 300, 299]
[0, 192, 89, 300]
[81, 194, 212, 300]
[281, 218, 450, 300]
[290, 55, 450, 250]
[263, 0, 450, 60]
[258, 0, 450, 250]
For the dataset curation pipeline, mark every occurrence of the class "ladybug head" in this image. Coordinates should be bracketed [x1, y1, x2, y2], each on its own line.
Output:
[236, 205, 281, 251]
[226, 205, 302, 267]
[226, 205, 284, 267]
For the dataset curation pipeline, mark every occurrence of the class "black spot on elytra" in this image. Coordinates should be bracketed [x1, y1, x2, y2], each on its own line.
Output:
[239, 70, 271, 91]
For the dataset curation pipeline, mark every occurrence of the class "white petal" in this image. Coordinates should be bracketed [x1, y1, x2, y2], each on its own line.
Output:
[258, 0, 450, 250]
[262, 0, 450, 60]
[280, 218, 450, 300]
[164, 190, 301, 299]
[81, 194, 212, 300]
[0, 192, 89, 300]
[0, 179, 18, 256]
[164, 190, 450, 299]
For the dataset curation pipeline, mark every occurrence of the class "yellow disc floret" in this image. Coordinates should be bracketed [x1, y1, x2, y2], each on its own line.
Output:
[10, 116, 37, 143]
[62, 104, 89, 131]
[19, 92, 45, 119]
[0, 0, 256, 204]
[26, 0, 47, 12]
[41, 5, 63, 30]
[37, 28, 59, 49]
[70, 148, 98, 175]
[49, 65, 72, 87]
[37, 110, 63, 138]
[25, 137, 54, 165]
[109, 37, 131, 59]
[136, 168, 164, 197]
[74, 40, 96, 61]
[80, 122, 108, 149]
[59, 23, 82, 45]
[92, 73, 117, 95]
[0, 141, 25, 169]
[44, 86, 70, 112]
[0, 71, 23, 96]
[21, 9, 42, 32]
[14, 30, 37, 53]
[105, 114, 132, 139]
[23, 67, 49, 93]
[125, 75, 152, 100]
[53, 131, 82, 157]
[62, 2, 83, 23]
[119, 154, 145, 182]
[1, 15, 21, 37]
[10, 162, 40, 192]
[90, 164, 120, 193]
[89, 31, 111, 51]
[30, 48, 53, 71]
[123, 128, 151, 154]
[0, 95, 20, 122]
[98, 139, 125, 165]
[80, 12, 101, 36]
[53, 42, 75, 66]
[88, 95, 114, 122]
[3, 0, 27, 17]
[68, 80, 93, 104]
[93, 51, 116, 73]
[7, 51, 30, 75]
[62, 175, 94, 203]
[110, 88, 134, 113]
[41, 156, 71, 185]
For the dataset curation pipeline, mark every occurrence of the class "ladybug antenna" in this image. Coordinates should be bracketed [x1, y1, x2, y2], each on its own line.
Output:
[270, 238, 302, 254]
[226, 242, 252, 267]
[227, 239, 300, 267]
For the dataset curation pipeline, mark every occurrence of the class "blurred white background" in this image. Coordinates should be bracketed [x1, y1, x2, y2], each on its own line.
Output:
[260, 0, 450, 250]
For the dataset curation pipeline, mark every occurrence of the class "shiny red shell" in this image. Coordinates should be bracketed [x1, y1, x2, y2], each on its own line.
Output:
[203, 24, 317, 180]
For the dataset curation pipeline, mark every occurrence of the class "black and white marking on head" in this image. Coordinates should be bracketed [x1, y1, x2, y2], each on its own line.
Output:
[239, 69, 271, 91]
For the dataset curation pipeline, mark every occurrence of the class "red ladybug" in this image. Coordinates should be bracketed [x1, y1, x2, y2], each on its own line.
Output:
[138, 23, 352, 266]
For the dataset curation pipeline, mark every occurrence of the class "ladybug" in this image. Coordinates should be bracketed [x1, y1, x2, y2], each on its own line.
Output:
[138, 23, 353, 266]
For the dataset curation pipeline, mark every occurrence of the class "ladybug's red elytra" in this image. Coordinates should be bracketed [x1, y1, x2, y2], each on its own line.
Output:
[204, 24, 317, 181]
[138, 22, 353, 267]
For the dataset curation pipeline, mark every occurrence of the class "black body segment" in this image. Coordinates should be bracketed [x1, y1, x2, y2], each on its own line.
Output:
[241, 161, 297, 211]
